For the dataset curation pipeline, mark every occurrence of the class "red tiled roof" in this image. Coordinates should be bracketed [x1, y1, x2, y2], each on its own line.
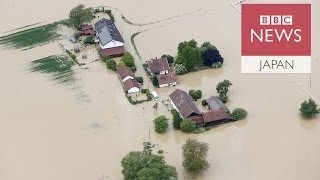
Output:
[169, 89, 201, 119]
[147, 58, 170, 74]
[83, 29, 96, 35]
[189, 115, 204, 124]
[157, 72, 177, 85]
[202, 110, 232, 123]
[117, 66, 135, 81]
[122, 79, 140, 91]
[81, 24, 93, 31]
[101, 46, 125, 58]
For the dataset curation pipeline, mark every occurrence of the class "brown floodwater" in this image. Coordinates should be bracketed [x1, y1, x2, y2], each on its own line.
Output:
[0, 0, 319, 180]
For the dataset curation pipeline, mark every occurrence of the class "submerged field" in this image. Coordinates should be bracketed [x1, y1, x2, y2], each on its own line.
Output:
[0, 22, 61, 50]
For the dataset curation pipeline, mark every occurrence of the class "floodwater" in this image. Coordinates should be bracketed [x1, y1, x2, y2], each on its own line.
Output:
[0, 0, 320, 180]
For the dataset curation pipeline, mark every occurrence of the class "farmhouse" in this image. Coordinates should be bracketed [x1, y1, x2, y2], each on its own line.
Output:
[147, 58, 170, 75]
[95, 18, 125, 57]
[206, 96, 229, 112]
[169, 89, 201, 119]
[117, 66, 140, 94]
[201, 109, 233, 126]
[74, 24, 96, 37]
[117, 66, 135, 82]
[122, 79, 140, 94]
[157, 71, 177, 88]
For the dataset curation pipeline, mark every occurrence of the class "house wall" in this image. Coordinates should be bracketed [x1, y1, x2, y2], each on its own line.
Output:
[159, 82, 177, 88]
[170, 100, 183, 118]
[100, 40, 124, 49]
[159, 70, 169, 75]
[128, 87, 140, 94]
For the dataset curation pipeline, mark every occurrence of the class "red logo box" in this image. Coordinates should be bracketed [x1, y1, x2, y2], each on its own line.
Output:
[241, 4, 311, 56]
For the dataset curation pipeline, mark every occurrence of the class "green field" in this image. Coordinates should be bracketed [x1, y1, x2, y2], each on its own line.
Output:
[0, 22, 61, 49]
[28, 55, 76, 85]
[28, 55, 91, 102]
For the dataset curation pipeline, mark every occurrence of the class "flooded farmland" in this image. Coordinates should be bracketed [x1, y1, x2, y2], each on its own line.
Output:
[0, 0, 320, 180]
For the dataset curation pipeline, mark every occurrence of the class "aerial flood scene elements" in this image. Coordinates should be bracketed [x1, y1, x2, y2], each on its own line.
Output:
[0, 0, 320, 180]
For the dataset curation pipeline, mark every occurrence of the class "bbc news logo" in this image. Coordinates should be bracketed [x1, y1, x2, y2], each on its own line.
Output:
[241, 4, 311, 73]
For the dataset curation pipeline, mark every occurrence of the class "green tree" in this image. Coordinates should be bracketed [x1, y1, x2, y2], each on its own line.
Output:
[232, 108, 247, 120]
[174, 64, 188, 75]
[180, 119, 196, 133]
[299, 99, 320, 119]
[136, 76, 144, 84]
[154, 116, 169, 133]
[200, 41, 216, 51]
[121, 52, 136, 71]
[216, 79, 232, 97]
[182, 139, 210, 175]
[171, 109, 183, 130]
[189, 89, 202, 100]
[83, 36, 95, 44]
[161, 54, 174, 64]
[218, 95, 228, 103]
[106, 58, 116, 71]
[202, 99, 208, 107]
[176, 46, 202, 71]
[121, 142, 178, 180]
[187, 39, 198, 48]
[69, 4, 94, 30]
[177, 41, 189, 54]
[151, 76, 159, 87]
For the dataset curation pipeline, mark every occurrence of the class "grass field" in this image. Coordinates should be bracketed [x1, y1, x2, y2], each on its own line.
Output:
[0, 22, 61, 50]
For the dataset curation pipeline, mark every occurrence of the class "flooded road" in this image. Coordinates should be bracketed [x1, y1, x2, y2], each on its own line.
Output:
[0, 0, 320, 180]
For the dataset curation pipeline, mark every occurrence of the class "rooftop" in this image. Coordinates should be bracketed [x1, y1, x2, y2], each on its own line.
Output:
[122, 79, 140, 91]
[169, 89, 201, 119]
[117, 66, 135, 80]
[94, 18, 124, 46]
[202, 109, 232, 123]
[157, 71, 177, 85]
[206, 96, 229, 112]
[147, 58, 170, 74]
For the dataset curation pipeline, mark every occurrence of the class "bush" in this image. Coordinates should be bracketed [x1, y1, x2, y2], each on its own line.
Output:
[211, 62, 223, 68]
[202, 99, 208, 106]
[189, 89, 202, 100]
[141, 89, 148, 93]
[232, 108, 247, 120]
[136, 76, 143, 84]
[121, 52, 136, 71]
[161, 54, 174, 64]
[83, 36, 95, 44]
[193, 128, 204, 134]
[204, 127, 213, 131]
[171, 109, 183, 130]
[106, 58, 116, 71]
[158, 149, 164, 154]
[219, 95, 228, 103]
[153, 115, 169, 134]
[180, 119, 196, 133]
[299, 99, 320, 119]
[174, 64, 188, 75]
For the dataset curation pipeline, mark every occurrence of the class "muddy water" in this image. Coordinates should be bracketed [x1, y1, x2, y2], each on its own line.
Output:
[1, 0, 320, 180]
